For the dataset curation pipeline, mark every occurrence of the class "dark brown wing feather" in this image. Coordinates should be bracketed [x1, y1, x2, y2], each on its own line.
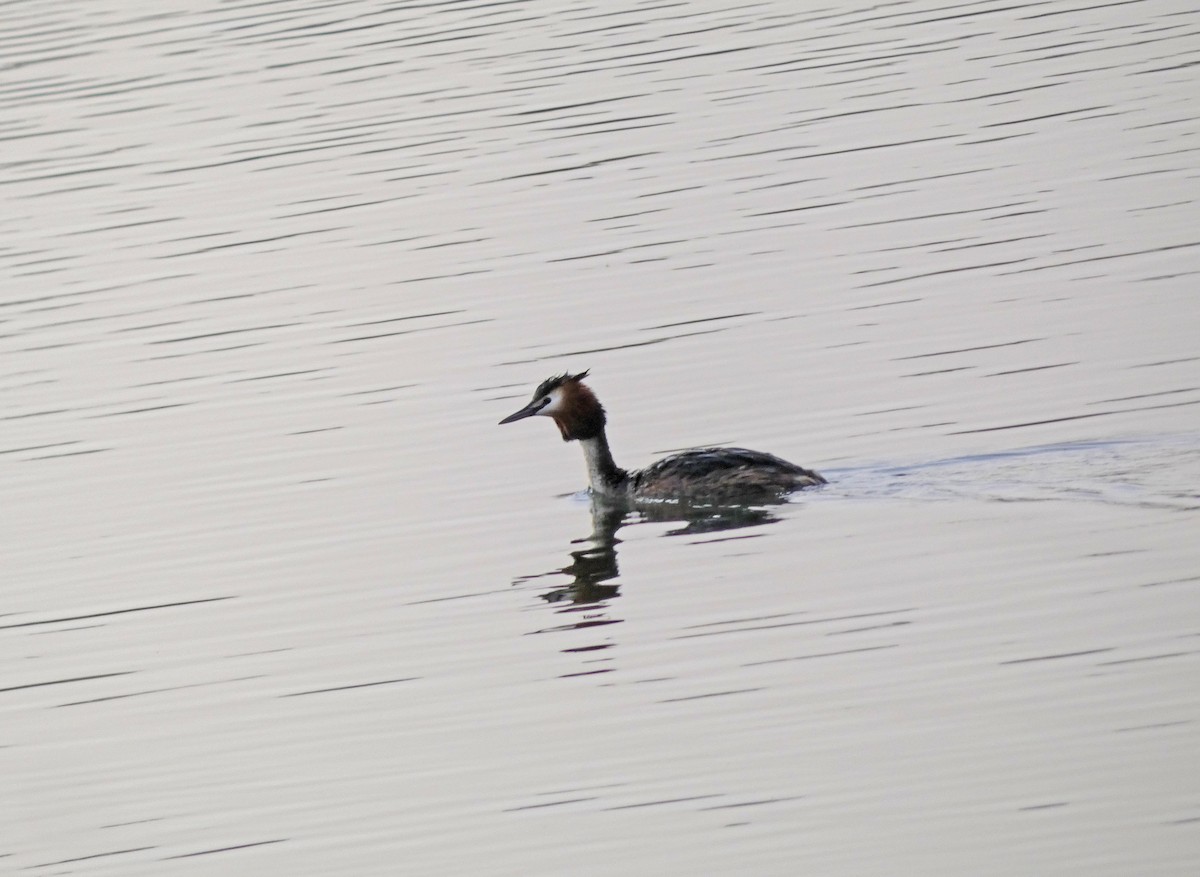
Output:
[631, 448, 825, 503]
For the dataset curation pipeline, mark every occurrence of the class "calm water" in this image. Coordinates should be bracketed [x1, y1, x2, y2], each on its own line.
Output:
[4, 1, 1199, 874]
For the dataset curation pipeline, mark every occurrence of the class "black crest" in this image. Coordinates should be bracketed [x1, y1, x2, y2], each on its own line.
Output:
[532, 369, 589, 401]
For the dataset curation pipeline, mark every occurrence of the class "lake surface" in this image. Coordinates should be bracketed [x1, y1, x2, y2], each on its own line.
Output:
[3, 1, 1198, 873]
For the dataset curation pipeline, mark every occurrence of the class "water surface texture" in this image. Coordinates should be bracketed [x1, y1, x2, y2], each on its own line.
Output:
[4, 1, 1199, 874]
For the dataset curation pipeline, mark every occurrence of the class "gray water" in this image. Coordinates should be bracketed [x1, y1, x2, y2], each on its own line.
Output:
[4, 1, 1199, 874]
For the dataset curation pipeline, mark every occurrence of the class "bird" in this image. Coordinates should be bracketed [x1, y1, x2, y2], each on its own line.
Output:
[499, 370, 825, 504]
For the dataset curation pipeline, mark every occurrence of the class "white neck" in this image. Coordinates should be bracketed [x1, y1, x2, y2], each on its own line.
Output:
[579, 433, 628, 497]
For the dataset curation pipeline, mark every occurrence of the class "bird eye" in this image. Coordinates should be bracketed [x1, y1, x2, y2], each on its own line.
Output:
[542, 396, 551, 406]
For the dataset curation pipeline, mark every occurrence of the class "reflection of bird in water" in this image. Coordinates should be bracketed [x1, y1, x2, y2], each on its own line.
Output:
[521, 498, 787, 607]
[514, 503, 624, 607]
[517, 497, 795, 677]
[500, 371, 825, 505]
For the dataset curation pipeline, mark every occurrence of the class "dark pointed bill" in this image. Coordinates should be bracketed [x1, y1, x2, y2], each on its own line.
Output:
[499, 401, 542, 425]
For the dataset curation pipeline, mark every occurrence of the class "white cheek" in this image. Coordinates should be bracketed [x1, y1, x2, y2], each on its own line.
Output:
[539, 390, 564, 416]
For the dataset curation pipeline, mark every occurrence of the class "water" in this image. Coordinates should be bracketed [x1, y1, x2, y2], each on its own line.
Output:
[3, 1, 1199, 873]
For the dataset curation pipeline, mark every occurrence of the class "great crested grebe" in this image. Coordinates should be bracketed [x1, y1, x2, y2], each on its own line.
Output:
[499, 371, 825, 504]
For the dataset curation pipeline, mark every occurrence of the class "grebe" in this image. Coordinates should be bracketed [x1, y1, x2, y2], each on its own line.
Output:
[499, 371, 825, 504]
